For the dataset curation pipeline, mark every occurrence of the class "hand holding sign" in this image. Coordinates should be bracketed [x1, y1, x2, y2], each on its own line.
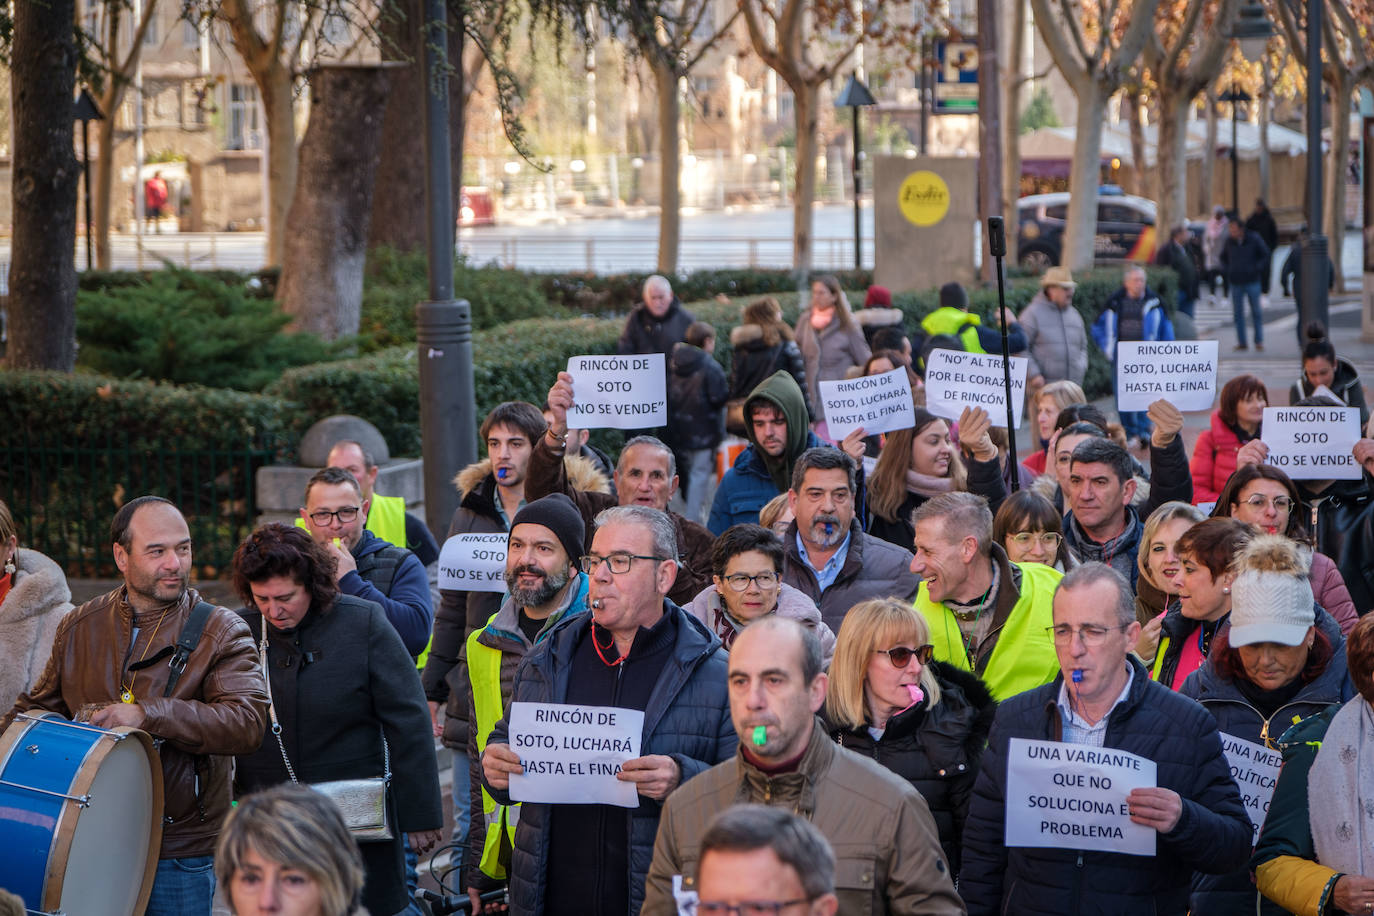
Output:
[482, 742, 524, 791]
[956, 406, 998, 461]
[565, 355, 667, 430]
[1147, 399, 1184, 448]
[617, 755, 682, 800]
[1236, 439, 1269, 469]
[1125, 786, 1182, 833]
[546, 371, 576, 437]
[1355, 438, 1374, 475]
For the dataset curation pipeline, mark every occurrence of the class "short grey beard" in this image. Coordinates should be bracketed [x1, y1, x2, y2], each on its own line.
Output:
[507, 565, 571, 609]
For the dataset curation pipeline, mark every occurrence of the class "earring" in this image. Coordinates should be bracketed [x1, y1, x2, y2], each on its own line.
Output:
[3, 555, 14, 576]
[1222, 587, 1230, 594]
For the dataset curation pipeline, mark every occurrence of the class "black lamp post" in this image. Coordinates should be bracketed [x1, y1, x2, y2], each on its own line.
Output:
[1218, 84, 1251, 214]
[835, 74, 877, 270]
[74, 88, 103, 272]
[1298, 0, 1328, 332]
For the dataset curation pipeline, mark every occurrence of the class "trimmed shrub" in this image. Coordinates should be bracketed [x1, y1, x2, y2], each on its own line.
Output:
[359, 247, 558, 350]
[75, 267, 335, 391]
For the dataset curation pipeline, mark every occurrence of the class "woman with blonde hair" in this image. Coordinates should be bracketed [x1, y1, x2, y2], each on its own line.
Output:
[216, 783, 367, 916]
[794, 274, 870, 431]
[824, 597, 995, 877]
[1022, 379, 1087, 477]
[1133, 502, 1207, 665]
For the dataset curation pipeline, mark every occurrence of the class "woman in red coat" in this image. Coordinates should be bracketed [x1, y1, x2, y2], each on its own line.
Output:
[1191, 374, 1266, 504]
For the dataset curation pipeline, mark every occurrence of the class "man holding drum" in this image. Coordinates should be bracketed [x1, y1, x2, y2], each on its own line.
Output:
[4, 496, 269, 915]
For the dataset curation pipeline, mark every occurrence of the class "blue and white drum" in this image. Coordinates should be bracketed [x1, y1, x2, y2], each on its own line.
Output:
[0, 712, 162, 915]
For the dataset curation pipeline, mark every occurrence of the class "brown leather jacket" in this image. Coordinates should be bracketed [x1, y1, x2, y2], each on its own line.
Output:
[5, 586, 269, 859]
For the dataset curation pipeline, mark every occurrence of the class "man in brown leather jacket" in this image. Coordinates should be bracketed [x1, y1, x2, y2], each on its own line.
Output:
[5, 496, 268, 916]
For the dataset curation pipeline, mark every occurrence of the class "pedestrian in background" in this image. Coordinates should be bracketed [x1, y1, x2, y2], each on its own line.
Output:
[1244, 198, 1279, 298]
[1221, 212, 1270, 352]
[666, 321, 729, 525]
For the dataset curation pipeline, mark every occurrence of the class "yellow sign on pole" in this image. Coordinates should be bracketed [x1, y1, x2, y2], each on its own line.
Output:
[898, 170, 951, 227]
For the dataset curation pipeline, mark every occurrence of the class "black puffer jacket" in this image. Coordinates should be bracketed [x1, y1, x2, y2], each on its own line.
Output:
[617, 297, 695, 355]
[665, 342, 729, 451]
[825, 662, 996, 875]
[729, 323, 813, 418]
[961, 656, 1252, 915]
[1178, 608, 1353, 916]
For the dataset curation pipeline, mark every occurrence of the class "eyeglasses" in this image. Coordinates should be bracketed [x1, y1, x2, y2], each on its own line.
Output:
[579, 553, 670, 575]
[1239, 494, 1294, 512]
[685, 899, 814, 916]
[307, 506, 360, 526]
[721, 571, 780, 592]
[1009, 531, 1063, 550]
[873, 644, 934, 668]
[1046, 624, 1130, 646]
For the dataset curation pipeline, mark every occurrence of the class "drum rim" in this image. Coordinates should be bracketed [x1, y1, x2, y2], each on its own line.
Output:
[0, 712, 164, 916]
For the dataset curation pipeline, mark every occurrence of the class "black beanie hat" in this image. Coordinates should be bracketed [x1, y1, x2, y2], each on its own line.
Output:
[510, 493, 586, 569]
[939, 282, 969, 311]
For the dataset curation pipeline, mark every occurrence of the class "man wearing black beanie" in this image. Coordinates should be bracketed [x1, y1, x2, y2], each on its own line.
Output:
[920, 281, 1026, 355]
[461, 493, 590, 908]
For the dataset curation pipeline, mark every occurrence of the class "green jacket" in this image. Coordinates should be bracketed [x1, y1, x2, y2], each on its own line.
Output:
[743, 369, 814, 493]
[1251, 705, 1344, 916]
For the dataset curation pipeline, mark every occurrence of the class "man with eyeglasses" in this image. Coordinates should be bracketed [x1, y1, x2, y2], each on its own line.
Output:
[643, 615, 963, 916]
[684, 523, 835, 665]
[911, 491, 1062, 701]
[299, 466, 432, 656]
[690, 805, 839, 916]
[480, 505, 734, 916]
[782, 448, 919, 634]
[960, 563, 1250, 915]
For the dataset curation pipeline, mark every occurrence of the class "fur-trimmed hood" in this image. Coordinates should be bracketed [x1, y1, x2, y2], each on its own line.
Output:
[452, 454, 612, 500]
[853, 306, 904, 329]
[4, 548, 72, 624]
[731, 322, 791, 350]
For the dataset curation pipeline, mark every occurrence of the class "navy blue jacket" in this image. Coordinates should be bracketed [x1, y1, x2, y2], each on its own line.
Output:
[1220, 230, 1271, 285]
[961, 656, 1252, 915]
[342, 529, 433, 656]
[1178, 609, 1353, 916]
[483, 601, 736, 916]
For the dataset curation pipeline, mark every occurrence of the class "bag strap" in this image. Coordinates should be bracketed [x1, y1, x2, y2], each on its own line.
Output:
[258, 624, 389, 786]
[164, 600, 215, 698]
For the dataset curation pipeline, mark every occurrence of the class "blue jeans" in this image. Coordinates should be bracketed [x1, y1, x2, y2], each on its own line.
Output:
[1175, 288, 1196, 319]
[1119, 410, 1152, 442]
[1231, 281, 1263, 346]
[452, 748, 471, 851]
[145, 855, 215, 916]
[679, 449, 715, 526]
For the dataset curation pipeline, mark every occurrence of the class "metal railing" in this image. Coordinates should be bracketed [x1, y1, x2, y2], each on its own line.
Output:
[458, 235, 868, 273]
[1, 430, 278, 579]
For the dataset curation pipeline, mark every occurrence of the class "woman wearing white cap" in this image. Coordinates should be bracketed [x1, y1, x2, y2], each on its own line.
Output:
[1180, 535, 1354, 916]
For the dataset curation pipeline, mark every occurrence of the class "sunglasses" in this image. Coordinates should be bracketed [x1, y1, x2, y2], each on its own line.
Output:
[873, 645, 934, 668]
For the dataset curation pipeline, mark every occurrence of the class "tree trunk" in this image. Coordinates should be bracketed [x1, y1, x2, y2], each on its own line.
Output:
[1125, 91, 1147, 198]
[1155, 93, 1190, 245]
[261, 65, 298, 268]
[651, 56, 681, 274]
[7, 0, 79, 370]
[792, 80, 820, 277]
[1202, 84, 1218, 215]
[1326, 79, 1352, 294]
[278, 66, 392, 340]
[370, 0, 467, 253]
[1002, 0, 1026, 259]
[94, 110, 117, 270]
[1064, 81, 1107, 272]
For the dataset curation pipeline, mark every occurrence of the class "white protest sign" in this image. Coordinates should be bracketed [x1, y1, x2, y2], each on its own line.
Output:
[1004, 738, 1157, 856]
[438, 533, 508, 592]
[924, 349, 1028, 429]
[507, 702, 644, 807]
[566, 354, 667, 430]
[1262, 406, 1361, 480]
[1115, 341, 1219, 412]
[818, 368, 915, 441]
[1219, 732, 1282, 844]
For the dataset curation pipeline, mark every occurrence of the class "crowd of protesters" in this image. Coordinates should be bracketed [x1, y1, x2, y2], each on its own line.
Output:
[6, 268, 1374, 916]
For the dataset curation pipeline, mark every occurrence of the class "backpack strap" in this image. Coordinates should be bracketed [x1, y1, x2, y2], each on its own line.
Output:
[164, 600, 215, 697]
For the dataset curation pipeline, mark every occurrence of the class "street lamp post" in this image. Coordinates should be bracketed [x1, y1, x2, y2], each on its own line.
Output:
[1299, 0, 1328, 333]
[74, 88, 104, 272]
[835, 74, 876, 271]
[1218, 84, 1251, 215]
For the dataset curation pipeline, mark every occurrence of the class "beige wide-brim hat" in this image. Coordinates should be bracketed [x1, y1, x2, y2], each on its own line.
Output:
[1039, 266, 1077, 291]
